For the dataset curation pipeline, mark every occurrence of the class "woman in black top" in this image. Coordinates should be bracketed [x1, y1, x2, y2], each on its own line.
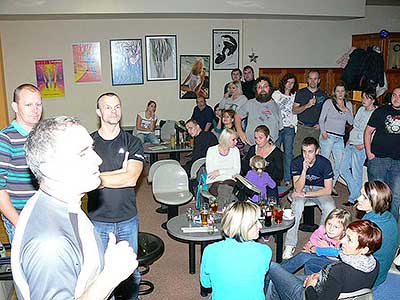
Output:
[242, 125, 283, 199]
[265, 219, 382, 300]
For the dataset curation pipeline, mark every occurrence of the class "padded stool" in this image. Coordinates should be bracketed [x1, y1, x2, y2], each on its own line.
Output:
[137, 232, 165, 295]
[288, 195, 319, 232]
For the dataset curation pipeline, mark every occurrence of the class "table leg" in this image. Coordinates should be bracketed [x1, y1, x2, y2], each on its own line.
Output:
[275, 231, 283, 263]
[189, 242, 195, 274]
[150, 153, 157, 165]
[170, 152, 180, 162]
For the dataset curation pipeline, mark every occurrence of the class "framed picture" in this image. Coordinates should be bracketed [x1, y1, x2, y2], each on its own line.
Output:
[72, 42, 102, 83]
[35, 59, 65, 98]
[180, 55, 210, 99]
[212, 29, 239, 70]
[110, 39, 144, 85]
[145, 35, 177, 81]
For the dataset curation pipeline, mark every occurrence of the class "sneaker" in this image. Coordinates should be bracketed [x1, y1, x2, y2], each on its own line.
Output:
[282, 246, 295, 260]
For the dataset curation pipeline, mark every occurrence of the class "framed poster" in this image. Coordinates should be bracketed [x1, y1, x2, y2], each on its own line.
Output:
[145, 35, 177, 81]
[212, 29, 239, 70]
[72, 42, 102, 83]
[180, 55, 210, 99]
[110, 39, 144, 85]
[35, 59, 65, 98]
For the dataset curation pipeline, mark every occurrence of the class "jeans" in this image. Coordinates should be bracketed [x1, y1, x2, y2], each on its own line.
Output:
[368, 157, 400, 221]
[339, 144, 366, 203]
[265, 262, 306, 300]
[278, 127, 295, 183]
[303, 256, 333, 274]
[319, 134, 344, 186]
[136, 132, 159, 144]
[1, 215, 15, 242]
[92, 215, 140, 300]
[285, 186, 336, 247]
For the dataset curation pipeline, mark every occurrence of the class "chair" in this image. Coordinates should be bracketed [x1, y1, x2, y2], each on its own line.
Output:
[137, 232, 165, 296]
[189, 157, 213, 204]
[338, 288, 373, 300]
[148, 159, 180, 184]
[152, 164, 193, 229]
[0, 243, 13, 300]
[287, 195, 319, 232]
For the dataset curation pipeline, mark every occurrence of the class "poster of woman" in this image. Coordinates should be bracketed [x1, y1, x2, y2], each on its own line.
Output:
[180, 55, 210, 99]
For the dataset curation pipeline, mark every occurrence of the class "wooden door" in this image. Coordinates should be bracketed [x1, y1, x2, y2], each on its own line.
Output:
[0, 35, 9, 128]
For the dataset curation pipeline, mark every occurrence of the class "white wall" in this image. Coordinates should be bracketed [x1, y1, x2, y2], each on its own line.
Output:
[1, 6, 399, 132]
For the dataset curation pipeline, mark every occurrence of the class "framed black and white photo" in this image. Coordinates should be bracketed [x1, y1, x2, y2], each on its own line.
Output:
[145, 35, 177, 81]
[212, 29, 239, 70]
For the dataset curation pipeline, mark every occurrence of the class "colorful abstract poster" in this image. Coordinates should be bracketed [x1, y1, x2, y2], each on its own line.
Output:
[72, 42, 102, 83]
[35, 59, 65, 98]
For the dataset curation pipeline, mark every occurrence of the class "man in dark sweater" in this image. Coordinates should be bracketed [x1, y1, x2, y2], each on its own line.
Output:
[184, 119, 218, 175]
[242, 65, 256, 100]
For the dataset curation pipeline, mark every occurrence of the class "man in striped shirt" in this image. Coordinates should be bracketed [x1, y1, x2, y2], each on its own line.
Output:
[0, 84, 42, 242]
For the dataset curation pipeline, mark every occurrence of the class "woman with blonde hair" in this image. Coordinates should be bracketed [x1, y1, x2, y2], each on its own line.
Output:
[201, 201, 272, 300]
[206, 128, 240, 206]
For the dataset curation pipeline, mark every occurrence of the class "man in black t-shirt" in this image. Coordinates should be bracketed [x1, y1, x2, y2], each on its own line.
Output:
[292, 70, 328, 156]
[365, 87, 400, 221]
[242, 65, 256, 100]
[88, 92, 144, 300]
[191, 96, 215, 132]
[184, 119, 218, 193]
[283, 137, 335, 259]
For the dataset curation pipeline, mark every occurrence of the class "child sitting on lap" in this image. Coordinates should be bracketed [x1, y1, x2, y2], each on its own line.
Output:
[281, 208, 351, 274]
[245, 155, 276, 203]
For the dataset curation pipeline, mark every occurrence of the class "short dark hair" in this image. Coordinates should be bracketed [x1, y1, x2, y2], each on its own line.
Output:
[302, 137, 320, 150]
[185, 119, 199, 126]
[308, 69, 321, 79]
[96, 92, 120, 108]
[347, 220, 382, 255]
[363, 180, 392, 213]
[231, 68, 242, 76]
[243, 65, 254, 74]
[13, 84, 40, 103]
[362, 89, 377, 102]
[147, 100, 156, 108]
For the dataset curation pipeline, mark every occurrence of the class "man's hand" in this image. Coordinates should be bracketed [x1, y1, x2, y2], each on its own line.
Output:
[303, 273, 319, 288]
[291, 191, 306, 198]
[103, 233, 138, 287]
[307, 96, 316, 108]
[355, 144, 364, 151]
[303, 159, 311, 172]
[367, 152, 375, 160]
[321, 132, 328, 140]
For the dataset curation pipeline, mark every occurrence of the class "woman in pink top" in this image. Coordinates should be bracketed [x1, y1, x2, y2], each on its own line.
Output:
[281, 208, 351, 274]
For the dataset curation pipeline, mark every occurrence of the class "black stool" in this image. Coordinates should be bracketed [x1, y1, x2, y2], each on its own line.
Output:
[137, 232, 165, 295]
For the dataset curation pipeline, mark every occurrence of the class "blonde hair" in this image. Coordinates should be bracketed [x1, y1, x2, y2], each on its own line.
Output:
[192, 58, 204, 75]
[324, 208, 352, 237]
[219, 128, 237, 148]
[222, 201, 261, 242]
[249, 155, 266, 176]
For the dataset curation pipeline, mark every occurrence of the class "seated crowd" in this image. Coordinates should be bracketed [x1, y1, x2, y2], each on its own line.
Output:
[1, 65, 400, 300]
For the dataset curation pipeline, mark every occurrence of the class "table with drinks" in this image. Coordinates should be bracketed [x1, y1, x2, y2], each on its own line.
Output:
[143, 139, 193, 165]
[166, 199, 295, 275]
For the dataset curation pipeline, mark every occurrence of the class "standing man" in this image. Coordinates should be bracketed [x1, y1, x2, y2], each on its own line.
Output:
[283, 137, 335, 259]
[235, 76, 283, 145]
[184, 119, 218, 174]
[242, 65, 256, 100]
[12, 116, 138, 300]
[88, 92, 144, 300]
[365, 87, 400, 221]
[191, 96, 214, 132]
[223, 68, 243, 95]
[0, 84, 42, 242]
[292, 70, 328, 156]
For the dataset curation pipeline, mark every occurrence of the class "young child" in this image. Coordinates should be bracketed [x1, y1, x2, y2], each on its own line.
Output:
[244, 155, 276, 203]
[281, 208, 352, 274]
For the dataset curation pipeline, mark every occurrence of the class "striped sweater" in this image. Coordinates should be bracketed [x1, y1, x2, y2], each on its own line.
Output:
[0, 121, 37, 210]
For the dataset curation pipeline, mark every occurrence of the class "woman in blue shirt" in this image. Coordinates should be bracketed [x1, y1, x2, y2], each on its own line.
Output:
[200, 201, 272, 300]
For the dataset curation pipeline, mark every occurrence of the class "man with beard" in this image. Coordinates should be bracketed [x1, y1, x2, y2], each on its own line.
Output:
[235, 76, 282, 146]
[292, 70, 328, 156]
[88, 92, 144, 300]
[242, 65, 256, 100]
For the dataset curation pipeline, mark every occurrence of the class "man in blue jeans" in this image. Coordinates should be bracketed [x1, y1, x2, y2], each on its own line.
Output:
[365, 87, 400, 221]
[88, 92, 144, 300]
